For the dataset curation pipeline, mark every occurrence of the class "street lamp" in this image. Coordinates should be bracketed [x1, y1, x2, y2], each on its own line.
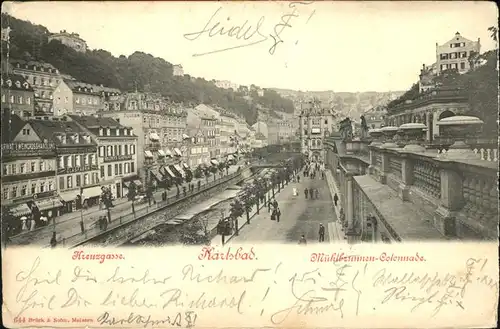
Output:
[220, 210, 226, 246]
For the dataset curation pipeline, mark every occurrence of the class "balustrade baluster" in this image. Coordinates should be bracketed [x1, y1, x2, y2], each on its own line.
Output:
[479, 148, 485, 160]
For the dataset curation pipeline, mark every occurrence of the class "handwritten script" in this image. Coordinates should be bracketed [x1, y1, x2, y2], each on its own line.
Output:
[183, 2, 315, 56]
[3, 245, 498, 328]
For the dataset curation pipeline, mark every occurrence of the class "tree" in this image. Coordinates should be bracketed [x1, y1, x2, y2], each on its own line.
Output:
[229, 198, 244, 236]
[194, 166, 203, 179]
[488, 26, 498, 43]
[241, 185, 255, 224]
[127, 181, 137, 217]
[184, 169, 194, 183]
[179, 218, 211, 245]
[100, 187, 114, 223]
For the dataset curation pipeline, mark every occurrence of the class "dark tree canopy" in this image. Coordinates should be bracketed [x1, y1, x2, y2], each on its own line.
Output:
[1, 13, 295, 125]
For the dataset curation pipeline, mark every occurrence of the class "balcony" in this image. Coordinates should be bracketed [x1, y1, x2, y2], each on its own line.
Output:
[103, 154, 133, 163]
[57, 164, 99, 175]
[325, 118, 498, 242]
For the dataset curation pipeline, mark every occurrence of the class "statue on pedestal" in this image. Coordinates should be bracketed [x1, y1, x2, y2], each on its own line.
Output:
[339, 117, 353, 141]
[360, 115, 369, 140]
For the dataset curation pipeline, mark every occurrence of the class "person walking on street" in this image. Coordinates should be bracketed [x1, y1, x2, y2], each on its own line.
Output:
[304, 188, 309, 199]
[334, 193, 339, 206]
[319, 223, 325, 242]
[50, 232, 57, 248]
[315, 188, 319, 200]
[276, 208, 281, 222]
[268, 199, 272, 213]
[273, 199, 278, 210]
[299, 235, 307, 245]
[297, 175, 300, 183]
[271, 209, 276, 221]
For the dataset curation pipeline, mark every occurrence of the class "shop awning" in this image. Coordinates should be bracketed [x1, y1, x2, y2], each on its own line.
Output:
[82, 186, 102, 200]
[149, 132, 160, 141]
[150, 169, 163, 182]
[173, 148, 182, 157]
[144, 150, 154, 158]
[182, 134, 190, 139]
[35, 198, 63, 211]
[173, 164, 185, 177]
[164, 166, 176, 178]
[158, 150, 166, 157]
[59, 190, 80, 202]
[182, 162, 190, 170]
[9, 203, 32, 217]
[133, 180, 143, 186]
[227, 154, 234, 160]
[211, 159, 219, 166]
[165, 149, 173, 157]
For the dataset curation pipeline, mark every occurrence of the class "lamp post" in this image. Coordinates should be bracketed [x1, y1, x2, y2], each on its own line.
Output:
[221, 210, 225, 246]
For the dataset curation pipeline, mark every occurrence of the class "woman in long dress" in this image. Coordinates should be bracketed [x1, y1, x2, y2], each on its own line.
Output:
[292, 187, 298, 196]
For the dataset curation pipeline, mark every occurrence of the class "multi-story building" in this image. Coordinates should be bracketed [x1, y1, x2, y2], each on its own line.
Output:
[99, 92, 189, 185]
[48, 30, 87, 53]
[52, 80, 102, 116]
[1, 74, 34, 118]
[276, 120, 295, 143]
[10, 59, 61, 116]
[253, 132, 268, 149]
[70, 115, 138, 199]
[218, 113, 238, 156]
[436, 32, 480, 75]
[299, 104, 336, 162]
[186, 127, 211, 168]
[173, 65, 184, 76]
[214, 80, 240, 90]
[363, 106, 386, 129]
[26, 118, 100, 215]
[190, 105, 220, 159]
[252, 121, 268, 141]
[1, 123, 61, 226]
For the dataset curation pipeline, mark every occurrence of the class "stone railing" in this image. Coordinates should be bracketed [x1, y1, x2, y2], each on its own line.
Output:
[326, 116, 498, 242]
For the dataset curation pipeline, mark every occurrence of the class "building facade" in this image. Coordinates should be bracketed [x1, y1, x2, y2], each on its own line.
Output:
[299, 106, 336, 162]
[173, 65, 184, 76]
[436, 32, 480, 75]
[48, 30, 88, 53]
[10, 59, 61, 116]
[1, 74, 34, 118]
[70, 115, 138, 199]
[363, 106, 387, 129]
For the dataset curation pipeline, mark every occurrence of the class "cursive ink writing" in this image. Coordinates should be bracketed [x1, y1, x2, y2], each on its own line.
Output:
[183, 7, 268, 56]
[60, 288, 92, 308]
[101, 288, 157, 308]
[106, 267, 171, 284]
[161, 288, 247, 314]
[269, 1, 313, 55]
[97, 311, 197, 328]
[182, 264, 270, 284]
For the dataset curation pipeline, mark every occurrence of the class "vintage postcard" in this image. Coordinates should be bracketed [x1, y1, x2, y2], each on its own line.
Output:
[1, 1, 499, 328]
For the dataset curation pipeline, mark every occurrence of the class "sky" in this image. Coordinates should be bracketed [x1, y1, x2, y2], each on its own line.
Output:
[3, 1, 498, 92]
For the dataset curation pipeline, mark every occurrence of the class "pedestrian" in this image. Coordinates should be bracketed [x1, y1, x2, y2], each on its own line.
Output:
[315, 188, 319, 199]
[297, 175, 300, 183]
[298, 235, 307, 245]
[50, 232, 57, 248]
[334, 193, 339, 206]
[276, 208, 281, 222]
[304, 188, 309, 199]
[268, 199, 272, 213]
[273, 199, 278, 209]
[319, 223, 325, 242]
[271, 209, 276, 221]
[80, 220, 84, 233]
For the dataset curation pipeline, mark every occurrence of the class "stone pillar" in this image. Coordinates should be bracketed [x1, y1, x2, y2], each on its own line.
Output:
[434, 162, 462, 237]
[398, 153, 413, 201]
[426, 112, 431, 142]
[346, 173, 354, 230]
[379, 152, 389, 184]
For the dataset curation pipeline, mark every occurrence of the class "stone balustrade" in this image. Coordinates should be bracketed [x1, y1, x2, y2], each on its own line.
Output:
[325, 115, 498, 242]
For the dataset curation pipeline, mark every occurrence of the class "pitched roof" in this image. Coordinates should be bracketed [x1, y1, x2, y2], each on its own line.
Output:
[255, 132, 266, 140]
[28, 119, 94, 145]
[1, 74, 34, 92]
[68, 115, 125, 128]
[64, 80, 100, 95]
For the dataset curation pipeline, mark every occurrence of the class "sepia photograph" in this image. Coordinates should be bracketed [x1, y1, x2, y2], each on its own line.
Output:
[0, 1, 498, 250]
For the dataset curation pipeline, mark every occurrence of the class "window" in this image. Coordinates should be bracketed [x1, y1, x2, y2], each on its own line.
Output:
[49, 181, 54, 191]
[83, 154, 88, 166]
[32, 183, 37, 194]
[67, 176, 73, 189]
[100, 166, 105, 178]
[21, 185, 27, 196]
[39, 161, 45, 171]
[460, 62, 466, 69]
[18, 96, 23, 104]
[114, 164, 118, 175]
[131, 162, 135, 173]
[107, 165, 112, 177]
[58, 177, 65, 190]
[76, 175, 81, 187]
[20, 163, 26, 173]
[324, 120, 328, 125]
[2, 164, 7, 175]
[1, 94, 5, 103]
[3, 188, 8, 199]
[76, 97, 80, 104]
[10, 95, 14, 103]
[58, 156, 64, 169]
[84, 174, 89, 185]
[82, 97, 86, 105]
[27, 97, 31, 105]
[11, 186, 17, 198]
[119, 164, 123, 175]
[75, 155, 81, 167]
[11, 164, 16, 174]
[40, 181, 46, 192]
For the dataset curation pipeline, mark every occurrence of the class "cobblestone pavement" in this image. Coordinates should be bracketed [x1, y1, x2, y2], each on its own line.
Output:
[8, 166, 239, 246]
[227, 175, 338, 245]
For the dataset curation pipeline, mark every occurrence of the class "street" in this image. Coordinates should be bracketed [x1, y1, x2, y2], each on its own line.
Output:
[228, 174, 338, 244]
[8, 165, 240, 246]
